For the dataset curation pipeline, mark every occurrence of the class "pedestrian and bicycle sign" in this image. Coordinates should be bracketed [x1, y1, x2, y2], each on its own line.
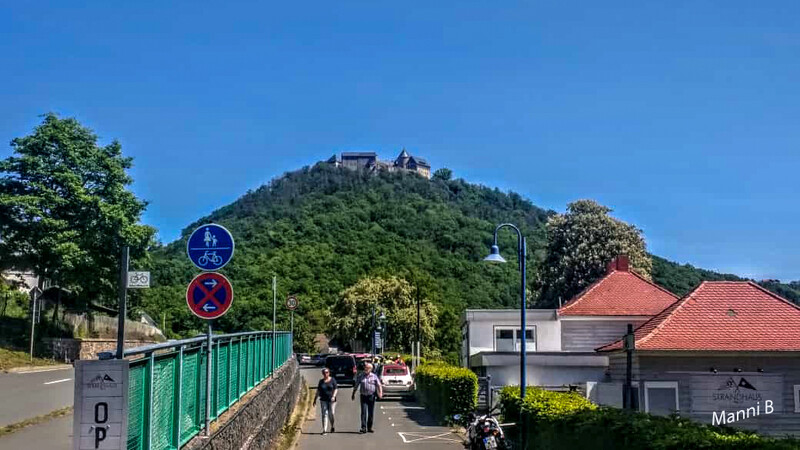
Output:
[186, 223, 235, 271]
[186, 272, 234, 320]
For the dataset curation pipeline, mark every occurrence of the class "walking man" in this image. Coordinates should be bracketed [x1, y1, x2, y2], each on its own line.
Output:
[352, 362, 382, 433]
[313, 368, 338, 435]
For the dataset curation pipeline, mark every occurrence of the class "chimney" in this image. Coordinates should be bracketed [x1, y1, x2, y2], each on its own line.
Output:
[607, 255, 630, 273]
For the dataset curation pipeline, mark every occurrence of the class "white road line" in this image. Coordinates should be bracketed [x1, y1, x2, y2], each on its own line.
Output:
[398, 432, 462, 444]
[380, 406, 425, 410]
[44, 378, 72, 385]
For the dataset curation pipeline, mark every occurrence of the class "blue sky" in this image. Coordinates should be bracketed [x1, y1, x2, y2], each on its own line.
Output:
[2, 2, 799, 280]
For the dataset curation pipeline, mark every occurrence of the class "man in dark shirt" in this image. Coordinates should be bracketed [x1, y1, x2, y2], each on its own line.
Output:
[351, 362, 382, 433]
[313, 368, 338, 435]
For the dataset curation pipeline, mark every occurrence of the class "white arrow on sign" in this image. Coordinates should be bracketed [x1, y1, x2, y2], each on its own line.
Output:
[202, 303, 217, 312]
[204, 279, 218, 289]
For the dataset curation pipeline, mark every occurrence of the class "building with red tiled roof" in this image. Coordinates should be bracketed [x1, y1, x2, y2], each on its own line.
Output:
[558, 256, 678, 317]
[556, 256, 678, 352]
[596, 281, 800, 436]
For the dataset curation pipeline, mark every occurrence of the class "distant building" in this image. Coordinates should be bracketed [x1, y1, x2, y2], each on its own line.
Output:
[327, 149, 431, 178]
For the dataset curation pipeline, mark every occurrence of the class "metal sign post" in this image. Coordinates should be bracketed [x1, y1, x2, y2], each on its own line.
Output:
[116, 246, 129, 360]
[286, 295, 298, 351]
[205, 321, 213, 436]
[271, 276, 276, 376]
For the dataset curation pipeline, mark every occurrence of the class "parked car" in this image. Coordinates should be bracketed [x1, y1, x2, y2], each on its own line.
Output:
[315, 353, 331, 366]
[297, 353, 312, 365]
[325, 355, 357, 385]
[378, 364, 414, 398]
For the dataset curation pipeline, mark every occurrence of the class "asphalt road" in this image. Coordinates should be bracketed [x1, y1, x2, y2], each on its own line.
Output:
[0, 366, 74, 427]
[297, 366, 463, 450]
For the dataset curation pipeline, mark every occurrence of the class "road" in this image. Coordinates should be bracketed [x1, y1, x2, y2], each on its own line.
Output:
[297, 366, 463, 450]
[0, 366, 74, 427]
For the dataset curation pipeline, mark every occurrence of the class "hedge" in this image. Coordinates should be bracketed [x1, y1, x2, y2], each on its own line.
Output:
[500, 386, 800, 450]
[415, 363, 478, 422]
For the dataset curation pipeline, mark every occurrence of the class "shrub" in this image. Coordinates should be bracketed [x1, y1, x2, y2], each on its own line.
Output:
[415, 363, 477, 422]
[499, 386, 800, 450]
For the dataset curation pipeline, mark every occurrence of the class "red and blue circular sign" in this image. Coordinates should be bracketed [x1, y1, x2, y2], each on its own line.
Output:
[186, 272, 234, 320]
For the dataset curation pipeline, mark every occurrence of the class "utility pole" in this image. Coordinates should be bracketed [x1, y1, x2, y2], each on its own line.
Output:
[116, 246, 129, 359]
[416, 282, 421, 372]
[29, 290, 37, 362]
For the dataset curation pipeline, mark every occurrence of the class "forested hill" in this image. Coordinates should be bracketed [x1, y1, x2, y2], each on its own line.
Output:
[139, 163, 799, 347]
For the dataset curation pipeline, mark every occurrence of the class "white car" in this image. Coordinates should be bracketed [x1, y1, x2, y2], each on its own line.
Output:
[378, 364, 414, 397]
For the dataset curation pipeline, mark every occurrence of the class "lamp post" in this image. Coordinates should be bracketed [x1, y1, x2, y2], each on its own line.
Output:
[484, 223, 527, 448]
[379, 311, 387, 353]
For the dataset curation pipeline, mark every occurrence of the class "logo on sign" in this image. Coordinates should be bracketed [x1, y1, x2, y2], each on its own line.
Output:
[713, 377, 762, 404]
[86, 374, 119, 391]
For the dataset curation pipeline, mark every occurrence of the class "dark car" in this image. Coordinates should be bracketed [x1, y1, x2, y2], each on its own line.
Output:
[324, 355, 357, 385]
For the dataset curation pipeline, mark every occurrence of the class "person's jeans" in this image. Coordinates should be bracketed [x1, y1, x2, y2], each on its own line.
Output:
[359, 394, 376, 431]
[320, 400, 335, 432]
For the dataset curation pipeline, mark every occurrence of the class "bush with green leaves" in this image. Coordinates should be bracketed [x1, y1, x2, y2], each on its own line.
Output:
[415, 363, 477, 422]
[499, 386, 800, 449]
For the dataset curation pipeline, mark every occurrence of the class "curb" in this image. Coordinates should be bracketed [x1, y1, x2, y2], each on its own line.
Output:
[286, 379, 312, 449]
[5, 364, 72, 374]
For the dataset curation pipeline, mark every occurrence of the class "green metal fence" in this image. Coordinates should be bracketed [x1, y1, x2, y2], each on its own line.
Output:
[124, 331, 293, 450]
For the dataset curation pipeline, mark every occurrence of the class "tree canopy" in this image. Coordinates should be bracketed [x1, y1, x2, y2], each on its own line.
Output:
[0, 114, 155, 307]
[537, 199, 651, 308]
[327, 276, 437, 352]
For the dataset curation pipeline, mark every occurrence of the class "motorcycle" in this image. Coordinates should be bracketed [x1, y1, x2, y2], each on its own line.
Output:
[455, 406, 513, 450]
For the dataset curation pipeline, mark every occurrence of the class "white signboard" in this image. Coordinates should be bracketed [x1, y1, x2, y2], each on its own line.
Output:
[689, 374, 784, 413]
[73, 360, 128, 450]
[127, 271, 150, 289]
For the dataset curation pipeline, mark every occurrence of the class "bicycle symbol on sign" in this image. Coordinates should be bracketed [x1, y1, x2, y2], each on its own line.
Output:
[198, 251, 223, 267]
[129, 273, 149, 284]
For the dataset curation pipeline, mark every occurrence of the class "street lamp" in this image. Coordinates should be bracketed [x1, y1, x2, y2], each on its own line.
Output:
[483, 224, 527, 398]
[484, 223, 527, 450]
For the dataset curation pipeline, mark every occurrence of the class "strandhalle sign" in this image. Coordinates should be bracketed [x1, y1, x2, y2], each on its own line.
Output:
[73, 360, 129, 450]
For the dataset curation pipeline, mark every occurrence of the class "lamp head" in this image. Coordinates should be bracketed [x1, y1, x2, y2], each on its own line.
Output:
[483, 244, 507, 263]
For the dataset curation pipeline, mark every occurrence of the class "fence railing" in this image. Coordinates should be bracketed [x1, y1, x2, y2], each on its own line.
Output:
[124, 331, 293, 450]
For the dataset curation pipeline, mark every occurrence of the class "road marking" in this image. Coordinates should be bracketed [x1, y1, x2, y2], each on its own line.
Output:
[44, 378, 72, 385]
[380, 406, 425, 410]
[398, 432, 462, 444]
[11, 366, 72, 374]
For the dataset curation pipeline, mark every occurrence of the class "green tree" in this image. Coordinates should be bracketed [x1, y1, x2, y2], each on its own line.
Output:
[538, 199, 651, 308]
[432, 167, 453, 181]
[0, 114, 155, 310]
[328, 276, 437, 352]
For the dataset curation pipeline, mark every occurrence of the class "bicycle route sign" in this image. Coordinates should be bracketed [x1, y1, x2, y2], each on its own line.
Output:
[186, 272, 234, 320]
[286, 295, 298, 311]
[186, 223, 235, 271]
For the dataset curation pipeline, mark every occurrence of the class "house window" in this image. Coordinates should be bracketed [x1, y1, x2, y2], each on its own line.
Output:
[644, 381, 679, 416]
[794, 385, 800, 413]
[494, 327, 536, 352]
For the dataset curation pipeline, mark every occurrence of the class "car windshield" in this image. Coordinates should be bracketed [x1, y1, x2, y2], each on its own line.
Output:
[384, 368, 408, 375]
[326, 357, 354, 369]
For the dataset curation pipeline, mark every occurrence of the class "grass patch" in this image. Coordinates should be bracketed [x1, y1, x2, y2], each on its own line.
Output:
[0, 406, 73, 438]
[0, 347, 57, 372]
[274, 379, 310, 450]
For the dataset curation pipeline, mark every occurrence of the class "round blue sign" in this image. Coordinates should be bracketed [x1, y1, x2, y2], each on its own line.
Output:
[186, 223, 235, 271]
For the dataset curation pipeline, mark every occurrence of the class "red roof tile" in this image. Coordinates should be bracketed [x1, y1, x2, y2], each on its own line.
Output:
[597, 282, 800, 352]
[557, 270, 678, 317]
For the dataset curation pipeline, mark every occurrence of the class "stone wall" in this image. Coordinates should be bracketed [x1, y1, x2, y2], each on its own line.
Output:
[185, 359, 302, 450]
[42, 338, 156, 362]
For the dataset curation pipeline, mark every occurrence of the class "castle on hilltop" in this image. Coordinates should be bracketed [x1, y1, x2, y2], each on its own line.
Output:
[326, 149, 431, 178]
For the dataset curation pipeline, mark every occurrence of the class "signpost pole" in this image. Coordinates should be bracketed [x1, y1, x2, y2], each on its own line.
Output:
[290, 310, 294, 349]
[624, 323, 635, 410]
[271, 276, 276, 376]
[205, 320, 213, 436]
[29, 289, 36, 362]
[116, 246, 129, 359]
